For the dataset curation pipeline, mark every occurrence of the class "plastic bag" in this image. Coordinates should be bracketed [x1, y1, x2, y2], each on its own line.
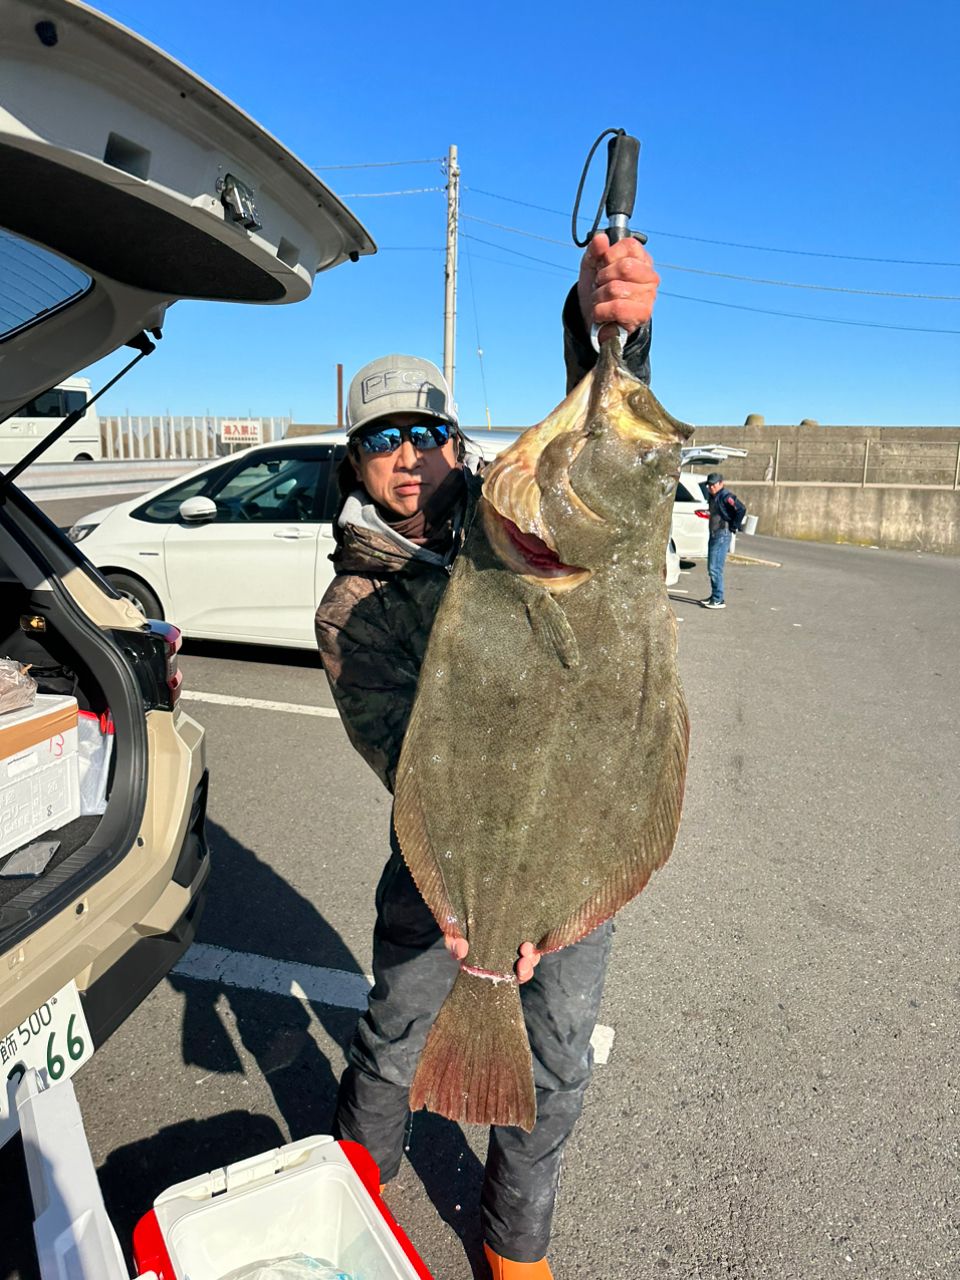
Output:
[0, 658, 37, 714]
[219, 1257, 352, 1280]
[77, 711, 115, 815]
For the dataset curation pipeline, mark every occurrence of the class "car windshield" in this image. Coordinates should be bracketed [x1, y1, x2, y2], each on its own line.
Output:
[0, 230, 92, 343]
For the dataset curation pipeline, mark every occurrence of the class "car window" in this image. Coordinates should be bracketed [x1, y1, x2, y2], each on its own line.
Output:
[133, 448, 335, 524]
[134, 470, 226, 522]
[15, 389, 63, 417]
[63, 390, 87, 415]
[210, 453, 330, 522]
[0, 230, 92, 342]
[675, 480, 702, 504]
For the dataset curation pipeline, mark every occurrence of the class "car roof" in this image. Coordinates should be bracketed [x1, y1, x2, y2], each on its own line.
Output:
[0, 0, 375, 418]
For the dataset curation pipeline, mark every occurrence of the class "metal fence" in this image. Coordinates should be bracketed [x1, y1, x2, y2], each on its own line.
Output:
[702, 437, 960, 489]
[101, 415, 290, 460]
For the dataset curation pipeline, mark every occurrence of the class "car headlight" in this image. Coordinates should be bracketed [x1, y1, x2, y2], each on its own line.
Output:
[67, 523, 97, 543]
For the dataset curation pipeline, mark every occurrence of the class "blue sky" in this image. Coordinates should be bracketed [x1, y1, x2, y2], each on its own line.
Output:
[87, 0, 959, 428]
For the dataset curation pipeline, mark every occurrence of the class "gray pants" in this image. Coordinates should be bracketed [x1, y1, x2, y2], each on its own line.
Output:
[334, 832, 613, 1263]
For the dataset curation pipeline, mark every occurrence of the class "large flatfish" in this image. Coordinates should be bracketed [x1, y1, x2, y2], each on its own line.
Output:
[394, 338, 693, 1131]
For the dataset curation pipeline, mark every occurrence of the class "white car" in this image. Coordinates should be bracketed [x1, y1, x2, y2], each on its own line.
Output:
[69, 428, 681, 647]
[672, 446, 750, 561]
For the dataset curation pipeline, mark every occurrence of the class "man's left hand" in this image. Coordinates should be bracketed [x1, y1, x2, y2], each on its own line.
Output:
[578, 232, 660, 340]
[516, 941, 542, 984]
[444, 935, 542, 984]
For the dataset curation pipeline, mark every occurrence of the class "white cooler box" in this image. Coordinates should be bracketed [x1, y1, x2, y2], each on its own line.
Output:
[0, 694, 80, 861]
[133, 1136, 434, 1280]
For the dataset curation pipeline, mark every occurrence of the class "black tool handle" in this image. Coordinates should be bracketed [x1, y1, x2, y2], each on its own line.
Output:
[605, 134, 647, 244]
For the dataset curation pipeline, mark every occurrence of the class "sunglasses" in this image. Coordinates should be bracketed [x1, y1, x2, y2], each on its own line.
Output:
[354, 421, 454, 456]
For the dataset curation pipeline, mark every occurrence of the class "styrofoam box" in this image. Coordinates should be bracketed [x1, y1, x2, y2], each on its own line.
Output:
[142, 1137, 429, 1280]
[0, 694, 80, 860]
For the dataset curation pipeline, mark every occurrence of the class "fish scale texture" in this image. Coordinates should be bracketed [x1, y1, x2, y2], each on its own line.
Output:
[394, 345, 691, 1129]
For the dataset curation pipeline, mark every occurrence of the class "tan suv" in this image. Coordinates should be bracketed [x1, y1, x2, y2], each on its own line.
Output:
[0, 0, 374, 1147]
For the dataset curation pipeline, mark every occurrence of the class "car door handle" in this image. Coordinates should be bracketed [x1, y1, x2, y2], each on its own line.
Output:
[272, 528, 310, 539]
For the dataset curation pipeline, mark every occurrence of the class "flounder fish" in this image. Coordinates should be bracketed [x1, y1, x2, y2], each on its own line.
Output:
[394, 338, 693, 1132]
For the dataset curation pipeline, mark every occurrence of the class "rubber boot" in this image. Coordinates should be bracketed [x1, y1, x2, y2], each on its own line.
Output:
[483, 1243, 554, 1279]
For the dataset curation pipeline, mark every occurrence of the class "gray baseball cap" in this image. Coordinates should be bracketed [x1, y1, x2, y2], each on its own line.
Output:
[346, 354, 459, 437]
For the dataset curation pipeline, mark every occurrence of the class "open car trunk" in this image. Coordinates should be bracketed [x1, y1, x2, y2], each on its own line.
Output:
[0, 486, 149, 951]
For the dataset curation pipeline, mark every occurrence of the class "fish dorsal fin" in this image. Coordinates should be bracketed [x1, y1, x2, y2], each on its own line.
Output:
[520, 582, 579, 669]
[537, 689, 690, 953]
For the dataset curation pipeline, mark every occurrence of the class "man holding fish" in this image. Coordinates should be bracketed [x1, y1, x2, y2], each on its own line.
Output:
[315, 233, 680, 1280]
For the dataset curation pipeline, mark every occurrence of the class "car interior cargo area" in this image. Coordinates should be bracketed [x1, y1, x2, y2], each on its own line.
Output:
[0, 576, 116, 921]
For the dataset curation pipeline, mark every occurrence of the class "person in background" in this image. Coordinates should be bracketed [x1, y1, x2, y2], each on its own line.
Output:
[702, 471, 746, 609]
[315, 233, 659, 1280]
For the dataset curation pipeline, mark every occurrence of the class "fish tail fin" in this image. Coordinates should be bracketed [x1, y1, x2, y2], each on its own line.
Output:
[410, 969, 536, 1132]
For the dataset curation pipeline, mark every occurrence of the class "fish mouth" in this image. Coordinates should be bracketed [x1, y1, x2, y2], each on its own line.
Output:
[480, 343, 689, 587]
[480, 374, 595, 589]
[481, 504, 592, 589]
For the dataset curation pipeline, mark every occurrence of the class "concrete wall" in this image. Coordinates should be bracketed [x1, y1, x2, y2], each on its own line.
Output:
[738, 483, 960, 555]
[692, 423, 960, 486]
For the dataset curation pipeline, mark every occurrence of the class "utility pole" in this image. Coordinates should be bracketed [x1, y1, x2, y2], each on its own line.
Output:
[336, 363, 344, 427]
[443, 143, 459, 394]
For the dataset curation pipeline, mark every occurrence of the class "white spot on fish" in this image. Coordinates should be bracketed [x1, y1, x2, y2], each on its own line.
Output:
[444, 851, 453, 859]
[431, 754, 442, 764]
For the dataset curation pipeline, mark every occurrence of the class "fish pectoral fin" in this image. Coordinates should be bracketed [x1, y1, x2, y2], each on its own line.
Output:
[521, 585, 579, 668]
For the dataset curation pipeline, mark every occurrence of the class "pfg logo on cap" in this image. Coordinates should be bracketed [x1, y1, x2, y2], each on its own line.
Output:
[361, 368, 436, 405]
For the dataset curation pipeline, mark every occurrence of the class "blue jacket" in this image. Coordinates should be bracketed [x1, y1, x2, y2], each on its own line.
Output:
[707, 485, 745, 537]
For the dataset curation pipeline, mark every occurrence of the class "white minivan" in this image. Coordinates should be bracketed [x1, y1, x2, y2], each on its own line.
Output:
[0, 376, 101, 464]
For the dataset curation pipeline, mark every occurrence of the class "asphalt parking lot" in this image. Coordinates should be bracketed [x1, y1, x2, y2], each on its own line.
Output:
[3, 528, 959, 1280]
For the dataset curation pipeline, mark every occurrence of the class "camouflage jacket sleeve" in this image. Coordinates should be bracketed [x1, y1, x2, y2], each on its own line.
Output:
[562, 284, 652, 393]
[315, 569, 445, 794]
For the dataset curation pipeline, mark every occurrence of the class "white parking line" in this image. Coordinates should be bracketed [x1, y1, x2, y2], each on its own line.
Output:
[173, 942, 372, 1009]
[590, 1023, 615, 1065]
[181, 690, 340, 717]
[173, 942, 615, 1064]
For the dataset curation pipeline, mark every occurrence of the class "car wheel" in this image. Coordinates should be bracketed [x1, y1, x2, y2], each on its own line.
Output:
[73, 452, 94, 462]
[106, 572, 164, 620]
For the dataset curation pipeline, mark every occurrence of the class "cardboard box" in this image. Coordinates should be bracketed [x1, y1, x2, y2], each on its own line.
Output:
[0, 694, 80, 860]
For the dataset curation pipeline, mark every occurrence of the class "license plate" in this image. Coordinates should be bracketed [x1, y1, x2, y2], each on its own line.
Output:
[0, 980, 93, 1148]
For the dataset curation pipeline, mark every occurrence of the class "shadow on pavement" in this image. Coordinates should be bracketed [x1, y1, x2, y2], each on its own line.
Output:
[168, 822, 488, 1275]
[181, 637, 323, 669]
[99, 1110, 286, 1269]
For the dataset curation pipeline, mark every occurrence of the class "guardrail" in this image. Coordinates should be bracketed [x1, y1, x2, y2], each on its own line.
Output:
[17, 460, 195, 502]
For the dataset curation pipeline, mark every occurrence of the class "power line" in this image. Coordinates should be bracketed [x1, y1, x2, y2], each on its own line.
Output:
[315, 157, 444, 170]
[460, 234, 960, 334]
[342, 187, 445, 198]
[464, 185, 960, 268]
[660, 291, 960, 335]
[461, 214, 960, 299]
[463, 240, 493, 428]
[462, 232, 575, 271]
[661, 263, 960, 301]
